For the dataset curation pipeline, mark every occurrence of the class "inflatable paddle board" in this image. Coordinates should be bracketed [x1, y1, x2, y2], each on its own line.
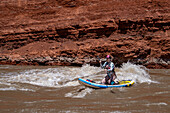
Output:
[78, 78, 134, 89]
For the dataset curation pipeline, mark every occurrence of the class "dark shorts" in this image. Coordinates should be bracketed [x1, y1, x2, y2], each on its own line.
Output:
[106, 72, 114, 78]
[105, 72, 114, 84]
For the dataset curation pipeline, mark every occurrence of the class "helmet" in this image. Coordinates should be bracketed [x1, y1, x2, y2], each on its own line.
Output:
[106, 55, 112, 59]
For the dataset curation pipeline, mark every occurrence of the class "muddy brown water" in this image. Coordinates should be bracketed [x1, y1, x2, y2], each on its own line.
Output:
[0, 63, 169, 113]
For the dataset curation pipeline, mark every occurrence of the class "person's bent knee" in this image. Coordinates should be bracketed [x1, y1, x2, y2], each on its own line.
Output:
[102, 78, 105, 84]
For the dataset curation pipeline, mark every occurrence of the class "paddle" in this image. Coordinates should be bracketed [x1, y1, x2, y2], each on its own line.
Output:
[97, 56, 101, 61]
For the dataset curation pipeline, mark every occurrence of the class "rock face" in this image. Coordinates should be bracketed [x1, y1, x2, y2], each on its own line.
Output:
[0, 0, 169, 68]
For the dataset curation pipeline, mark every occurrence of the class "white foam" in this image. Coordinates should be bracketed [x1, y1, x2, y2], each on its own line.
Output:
[154, 91, 169, 95]
[117, 62, 155, 84]
[1, 63, 153, 89]
[73, 88, 93, 98]
[0, 63, 156, 97]
[0, 87, 35, 92]
[2, 64, 101, 88]
[145, 102, 168, 106]
[24, 100, 56, 104]
[65, 92, 74, 97]
[0, 87, 16, 91]
[19, 88, 35, 92]
[0, 81, 11, 86]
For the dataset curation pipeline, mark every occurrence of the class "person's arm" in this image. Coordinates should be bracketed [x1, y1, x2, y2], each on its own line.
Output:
[100, 62, 106, 69]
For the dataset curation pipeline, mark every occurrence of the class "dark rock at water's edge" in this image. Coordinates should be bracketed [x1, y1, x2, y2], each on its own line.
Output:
[0, 0, 169, 69]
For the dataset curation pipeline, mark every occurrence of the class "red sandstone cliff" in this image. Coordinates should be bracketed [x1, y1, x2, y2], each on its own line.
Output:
[0, 0, 170, 68]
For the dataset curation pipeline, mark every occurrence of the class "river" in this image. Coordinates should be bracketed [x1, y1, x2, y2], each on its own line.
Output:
[0, 62, 169, 113]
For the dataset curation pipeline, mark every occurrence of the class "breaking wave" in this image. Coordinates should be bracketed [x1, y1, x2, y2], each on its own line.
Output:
[0, 62, 155, 98]
[116, 62, 155, 84]
[0, 64, 101, 89]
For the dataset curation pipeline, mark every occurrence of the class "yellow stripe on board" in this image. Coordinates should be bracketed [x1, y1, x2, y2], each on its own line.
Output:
[119, 81, 131, 85]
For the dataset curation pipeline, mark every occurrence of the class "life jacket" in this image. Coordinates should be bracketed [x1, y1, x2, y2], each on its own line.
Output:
[105, 62, 114, 72]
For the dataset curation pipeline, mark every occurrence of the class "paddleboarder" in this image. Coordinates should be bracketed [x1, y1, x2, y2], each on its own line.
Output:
[99, 55, 117, 85]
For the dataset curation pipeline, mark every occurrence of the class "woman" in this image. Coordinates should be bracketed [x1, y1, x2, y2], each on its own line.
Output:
[100, 55, 117, 85]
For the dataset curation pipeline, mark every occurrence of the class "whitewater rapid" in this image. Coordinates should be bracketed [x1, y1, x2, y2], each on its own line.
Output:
[0, 62, 156, 98]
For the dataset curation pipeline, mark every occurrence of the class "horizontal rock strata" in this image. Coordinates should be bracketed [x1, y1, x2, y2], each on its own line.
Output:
[0, 0, 170, 68]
